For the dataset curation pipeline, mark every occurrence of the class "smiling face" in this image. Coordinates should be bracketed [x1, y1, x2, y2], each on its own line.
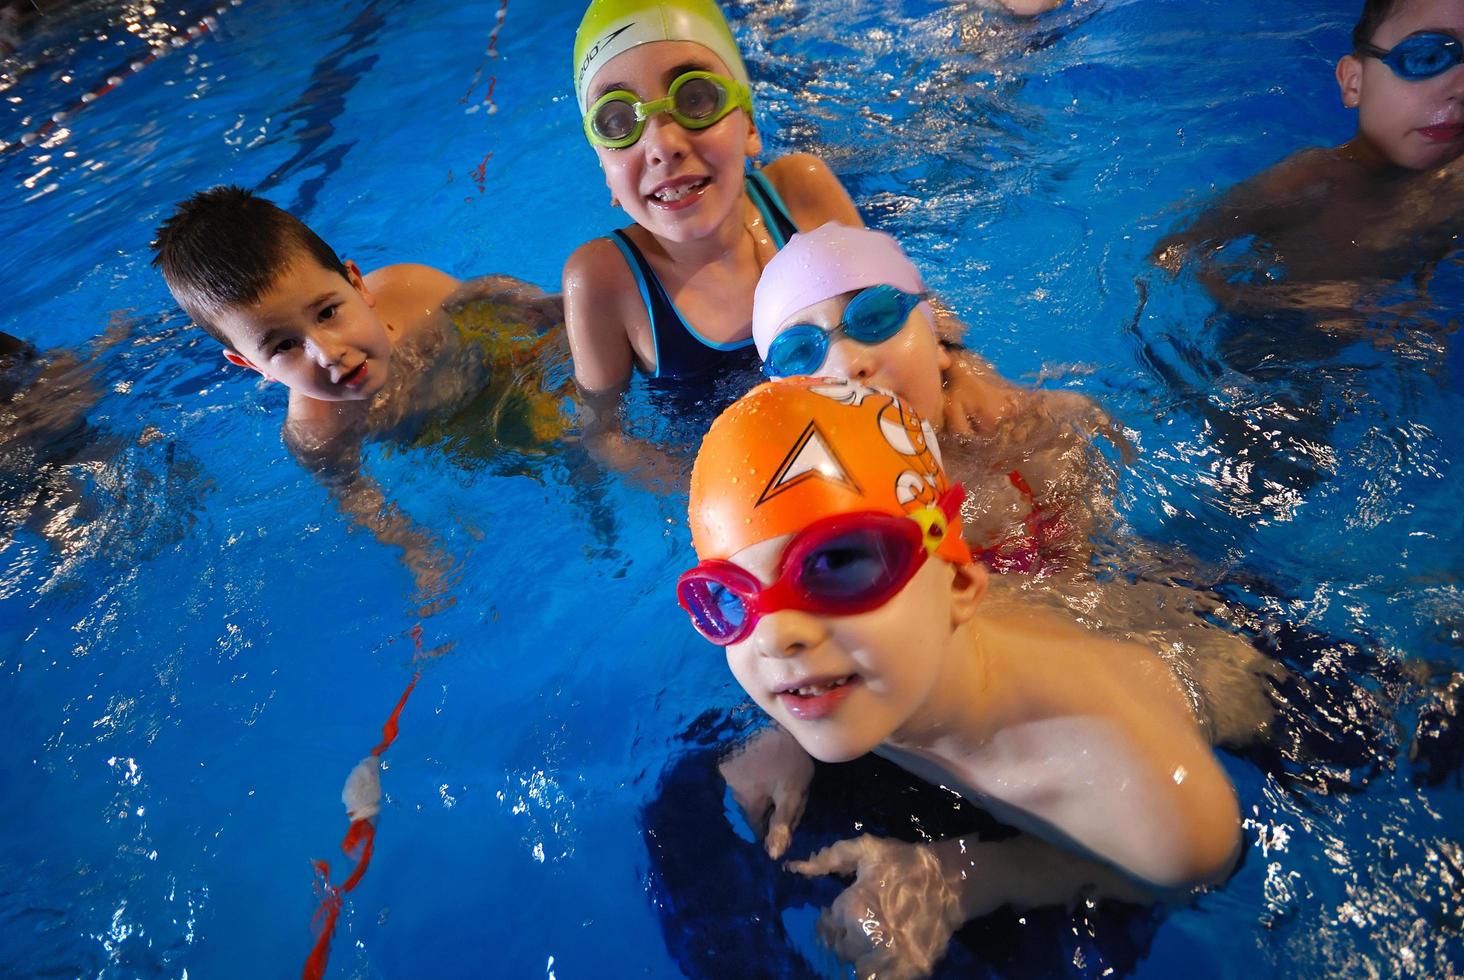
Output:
[1339, 0, 1464, 170]
[587, 40, 760, 243]
[775, 292, 948, 423]
[722, 533, 969, 762]
[211, 254, 392, 402]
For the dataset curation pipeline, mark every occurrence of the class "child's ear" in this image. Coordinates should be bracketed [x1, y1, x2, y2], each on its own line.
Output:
[343, 259, 377, 308]
[936, 340, 953, 373]
[222, 349, 266, 376]
[948, 560, 987, 626]
[1336, 54, 1363, 109]
[745, 119, 762, 160]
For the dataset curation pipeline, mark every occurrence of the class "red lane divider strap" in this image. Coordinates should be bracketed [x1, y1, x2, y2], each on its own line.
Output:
[301, 657, 422, 980]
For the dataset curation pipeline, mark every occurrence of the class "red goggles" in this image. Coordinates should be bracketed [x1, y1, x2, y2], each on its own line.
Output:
[677, 485, 965, 646]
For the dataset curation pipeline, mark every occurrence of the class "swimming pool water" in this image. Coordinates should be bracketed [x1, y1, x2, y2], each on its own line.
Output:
[1, 0, 1461, 976]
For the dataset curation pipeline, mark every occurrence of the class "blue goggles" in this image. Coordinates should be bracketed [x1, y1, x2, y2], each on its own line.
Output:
[1357, 31, 1464, 81]
[763, 285, 926, 379]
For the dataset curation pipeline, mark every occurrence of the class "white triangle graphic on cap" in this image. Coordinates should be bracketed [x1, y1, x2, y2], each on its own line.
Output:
[758, 420, 861, 505]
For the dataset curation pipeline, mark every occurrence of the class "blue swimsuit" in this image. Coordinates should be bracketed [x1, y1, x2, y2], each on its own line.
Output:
[608, 170, 799, 380]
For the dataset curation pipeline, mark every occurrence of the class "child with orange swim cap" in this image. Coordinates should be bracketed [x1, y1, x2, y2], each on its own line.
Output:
[681, 377, 1240, 979]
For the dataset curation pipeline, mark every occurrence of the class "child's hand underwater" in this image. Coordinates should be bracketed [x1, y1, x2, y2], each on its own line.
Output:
[718, 725, 814, 859]
[788, 835, 966, 980]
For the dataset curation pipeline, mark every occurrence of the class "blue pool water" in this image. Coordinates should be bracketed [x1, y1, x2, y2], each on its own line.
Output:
[2, 0, 1461, 976]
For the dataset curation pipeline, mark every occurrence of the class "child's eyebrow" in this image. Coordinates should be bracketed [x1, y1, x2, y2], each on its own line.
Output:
[663, 61, 714, 84]
[252, 326, 283, 351]
[590, 78, 631, 102]
[302, 291, 336, 313]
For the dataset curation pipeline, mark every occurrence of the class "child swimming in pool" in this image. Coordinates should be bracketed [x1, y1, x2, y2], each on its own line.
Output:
[152, 186, 567, 595]
[563, 0, 859, 386]
[1153, 0, 1464, 315]
[753, 221, 1124, 574]
[679, 377, 1241, 979]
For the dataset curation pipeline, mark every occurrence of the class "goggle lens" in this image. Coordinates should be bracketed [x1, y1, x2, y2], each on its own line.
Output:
[795, 527, 913, 608]
[673, 76, 727, 125]
[843, 285, 922, 342]
[765, 325, 829, 378]
[591, 99, 639, 142]
[1366, 32, 1464, 81]
[678, 576, 750, 642]
[677, 519, 925, 646]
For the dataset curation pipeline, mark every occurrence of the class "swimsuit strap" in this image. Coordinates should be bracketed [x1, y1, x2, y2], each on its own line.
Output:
[607, 226, 756, 380]
[745, 169, 799, 247]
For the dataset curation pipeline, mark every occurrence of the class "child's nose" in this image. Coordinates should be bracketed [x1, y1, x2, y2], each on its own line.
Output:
[751, 609, 826, 660]
[824, 338, 877, 382]
[307, 335, 345, 368]
[641, 112, 690, 165]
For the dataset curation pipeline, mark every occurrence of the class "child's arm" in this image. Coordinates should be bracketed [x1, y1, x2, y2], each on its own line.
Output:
[789, 832, 1158, 979]
[285, 423, 453, 606]
[573, 383, 691, 490]
[563, 239, 642, 395]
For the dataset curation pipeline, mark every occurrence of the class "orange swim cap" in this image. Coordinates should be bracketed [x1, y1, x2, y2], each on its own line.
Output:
[689, 377, 972, 564]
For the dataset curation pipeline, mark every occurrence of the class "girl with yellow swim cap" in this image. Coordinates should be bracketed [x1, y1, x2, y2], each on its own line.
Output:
[562, 0, 864, 398]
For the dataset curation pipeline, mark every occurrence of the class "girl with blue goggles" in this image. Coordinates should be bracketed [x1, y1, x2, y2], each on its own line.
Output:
[762, 284, 928, 379]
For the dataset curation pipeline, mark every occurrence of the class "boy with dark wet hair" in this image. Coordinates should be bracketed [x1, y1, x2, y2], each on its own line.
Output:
[153, 186, 566, 596]
[1154, 0, 1464, 314]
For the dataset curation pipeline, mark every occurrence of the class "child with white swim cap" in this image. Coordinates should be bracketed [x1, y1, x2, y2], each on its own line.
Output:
[680, 376, 1240, 979]
[753, 221, 1125, 574]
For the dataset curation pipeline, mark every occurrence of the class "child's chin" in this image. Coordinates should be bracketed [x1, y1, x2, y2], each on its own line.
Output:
[797, 732, 879, 765]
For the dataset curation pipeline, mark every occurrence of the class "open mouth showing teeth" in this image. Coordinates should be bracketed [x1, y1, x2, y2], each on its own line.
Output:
[789, 676, 854, 698]
[651, 178, 709, 203]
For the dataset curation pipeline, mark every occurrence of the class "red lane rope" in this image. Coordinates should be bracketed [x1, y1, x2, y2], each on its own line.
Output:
[2, 0, 243, 156]
[301, 627, 425, 980]
[459, 0, 509, 194]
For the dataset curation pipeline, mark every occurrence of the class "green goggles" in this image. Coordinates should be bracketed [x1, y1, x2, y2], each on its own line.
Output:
[584, 70, 752, 149]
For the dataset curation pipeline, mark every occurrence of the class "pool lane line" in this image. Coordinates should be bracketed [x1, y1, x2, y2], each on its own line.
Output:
[0, 0, 244, 157]
[302, 626, 425, 980]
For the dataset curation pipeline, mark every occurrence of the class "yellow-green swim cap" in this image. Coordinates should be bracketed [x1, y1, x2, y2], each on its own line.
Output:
[573, 0, 752, 113]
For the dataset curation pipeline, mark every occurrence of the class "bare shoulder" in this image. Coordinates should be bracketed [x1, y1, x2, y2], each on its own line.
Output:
[1232, 147, 1344, 206]
[562, 236, 640, 392]
[365, 263, 461, 328]
[762, 154, 863, 230]
[365, 262, 460, 298]
[444, 273, 563, 329]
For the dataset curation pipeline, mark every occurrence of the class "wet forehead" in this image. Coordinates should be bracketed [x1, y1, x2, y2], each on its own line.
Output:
[728, 533, 794, 586]
[776, 292, 858, 334]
